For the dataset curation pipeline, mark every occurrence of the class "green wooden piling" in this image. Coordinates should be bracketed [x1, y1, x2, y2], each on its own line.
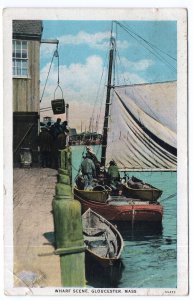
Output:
[53, 148, 86, 287]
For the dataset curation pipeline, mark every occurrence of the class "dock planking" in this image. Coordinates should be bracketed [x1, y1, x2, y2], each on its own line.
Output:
[13, 168, 61, 287]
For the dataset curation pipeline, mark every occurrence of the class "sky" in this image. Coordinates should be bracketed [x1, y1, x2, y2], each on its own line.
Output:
[39, 20, 177, 132]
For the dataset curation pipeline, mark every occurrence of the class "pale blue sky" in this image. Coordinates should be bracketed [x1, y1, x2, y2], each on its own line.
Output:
[40, 20, 177, 130]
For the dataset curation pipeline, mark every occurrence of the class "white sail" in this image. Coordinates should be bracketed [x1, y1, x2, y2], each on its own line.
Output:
[106, 81, 177, 170]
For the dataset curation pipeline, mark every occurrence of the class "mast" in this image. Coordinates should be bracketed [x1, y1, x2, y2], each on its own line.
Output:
[101, 36, 115, 166]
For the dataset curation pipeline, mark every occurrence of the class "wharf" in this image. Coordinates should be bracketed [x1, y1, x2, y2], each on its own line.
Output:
[13, 167, 61, 287]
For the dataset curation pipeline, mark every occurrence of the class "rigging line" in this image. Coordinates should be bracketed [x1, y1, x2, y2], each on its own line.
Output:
[120, 22, 177, 73]
[90, 50, 109, 128]
[114, 52, 159, 122]
[115, 55, 122, 86]
[96, 58, 109, 129]
[114, 55, 120, 86]
[160, 192, 177, 202]
[121, 21, 177, 61]
[116, 21, 177, 68]
[118, 22, 176, 73]
[113, 22, 118, 86]
[116, 50, 128, 87]
[57, 45, 60, 84]
[40, 50, 55, 103]
[116, 21, 176, 73]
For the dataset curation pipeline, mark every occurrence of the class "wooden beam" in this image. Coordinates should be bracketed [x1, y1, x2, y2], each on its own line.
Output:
[41, 39, 59, 44]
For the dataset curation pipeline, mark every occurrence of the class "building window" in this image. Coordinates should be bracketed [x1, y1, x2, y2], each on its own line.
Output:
[12, 40, 28, 77]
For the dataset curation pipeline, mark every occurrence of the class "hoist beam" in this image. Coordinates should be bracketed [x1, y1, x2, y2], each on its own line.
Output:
[41, 39, 59, 44]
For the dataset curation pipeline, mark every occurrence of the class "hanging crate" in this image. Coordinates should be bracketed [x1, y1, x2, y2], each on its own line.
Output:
[51, 99, 65, 114]
[51, 85, 65, 115]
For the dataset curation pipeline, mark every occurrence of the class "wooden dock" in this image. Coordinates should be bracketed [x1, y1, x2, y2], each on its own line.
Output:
[13, 167, 61, 287]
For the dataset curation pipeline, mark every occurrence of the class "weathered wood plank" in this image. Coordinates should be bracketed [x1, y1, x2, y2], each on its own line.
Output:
[13, 168, 61, 287]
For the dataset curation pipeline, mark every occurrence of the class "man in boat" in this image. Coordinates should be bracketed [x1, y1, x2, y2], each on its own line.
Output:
[86, 146, 101, 176]
[81, 153, 96, 190]
[107, 160, 120, 188]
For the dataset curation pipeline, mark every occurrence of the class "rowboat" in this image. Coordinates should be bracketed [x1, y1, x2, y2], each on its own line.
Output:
[121, 176, 162, 201]
[74, 185, 110, 203]
[82, 208, 124, 268]
[122, 184, 162, 202]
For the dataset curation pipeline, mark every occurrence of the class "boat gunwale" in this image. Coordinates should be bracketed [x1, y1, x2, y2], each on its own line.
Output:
[74, 186, 110, 195]
[82, 208, 124, 260]
[123, 183, 162, 193]
[79, 195, 163, 209]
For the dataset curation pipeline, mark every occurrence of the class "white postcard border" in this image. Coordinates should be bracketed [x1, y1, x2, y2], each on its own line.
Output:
[3, 7, 188, 296]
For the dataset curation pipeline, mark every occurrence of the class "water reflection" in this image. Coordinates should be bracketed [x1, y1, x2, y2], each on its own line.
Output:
[114, 221, 163, 240]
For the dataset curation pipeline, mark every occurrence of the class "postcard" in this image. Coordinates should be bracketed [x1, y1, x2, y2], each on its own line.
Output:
[3, 7, 188, 296]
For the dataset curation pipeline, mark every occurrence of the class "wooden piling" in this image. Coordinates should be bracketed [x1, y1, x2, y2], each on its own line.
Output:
[53, 148, 86, 287]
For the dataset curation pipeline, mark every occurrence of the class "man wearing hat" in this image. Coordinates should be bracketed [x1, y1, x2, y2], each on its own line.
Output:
[107, 160, 120, 187]
[86, 146, 100, 176]
[81, 153, 96, 190]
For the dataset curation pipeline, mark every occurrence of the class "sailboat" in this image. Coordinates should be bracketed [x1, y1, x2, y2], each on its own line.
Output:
[74, 23, 177, 224]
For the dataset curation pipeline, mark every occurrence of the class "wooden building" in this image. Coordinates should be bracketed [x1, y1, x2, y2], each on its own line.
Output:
[13, 20, 43, 164]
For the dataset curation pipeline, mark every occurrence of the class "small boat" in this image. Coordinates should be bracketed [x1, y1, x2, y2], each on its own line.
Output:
[74, 188, 109, 203]
[82, 208, 124, 268]
[74, 185, 110, 203]
[121, 176, 162, 201]
[79, 196, 163, 224]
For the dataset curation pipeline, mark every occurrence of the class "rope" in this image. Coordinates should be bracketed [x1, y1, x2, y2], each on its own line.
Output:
[40, 43, 62, 103]
[121, 21, 177, 62]
[90, 50, 108, 132]
[160, 192, 177, 202]
[40, 51, 55, 103]
[115, 21, 176, 73]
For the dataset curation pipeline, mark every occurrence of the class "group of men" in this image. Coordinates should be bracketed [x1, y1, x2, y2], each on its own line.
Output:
[80, 146, 120, 190]
[37, 118, 69, 168]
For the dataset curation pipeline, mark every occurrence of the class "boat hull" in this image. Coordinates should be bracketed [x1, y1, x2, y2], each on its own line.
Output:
[74, 187, 109, 203]
[79, 197, 163, 223]
[85, 252, 124, 287]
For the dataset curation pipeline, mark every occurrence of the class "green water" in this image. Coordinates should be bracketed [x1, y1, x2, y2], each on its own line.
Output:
[71, 145, 177, 288]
